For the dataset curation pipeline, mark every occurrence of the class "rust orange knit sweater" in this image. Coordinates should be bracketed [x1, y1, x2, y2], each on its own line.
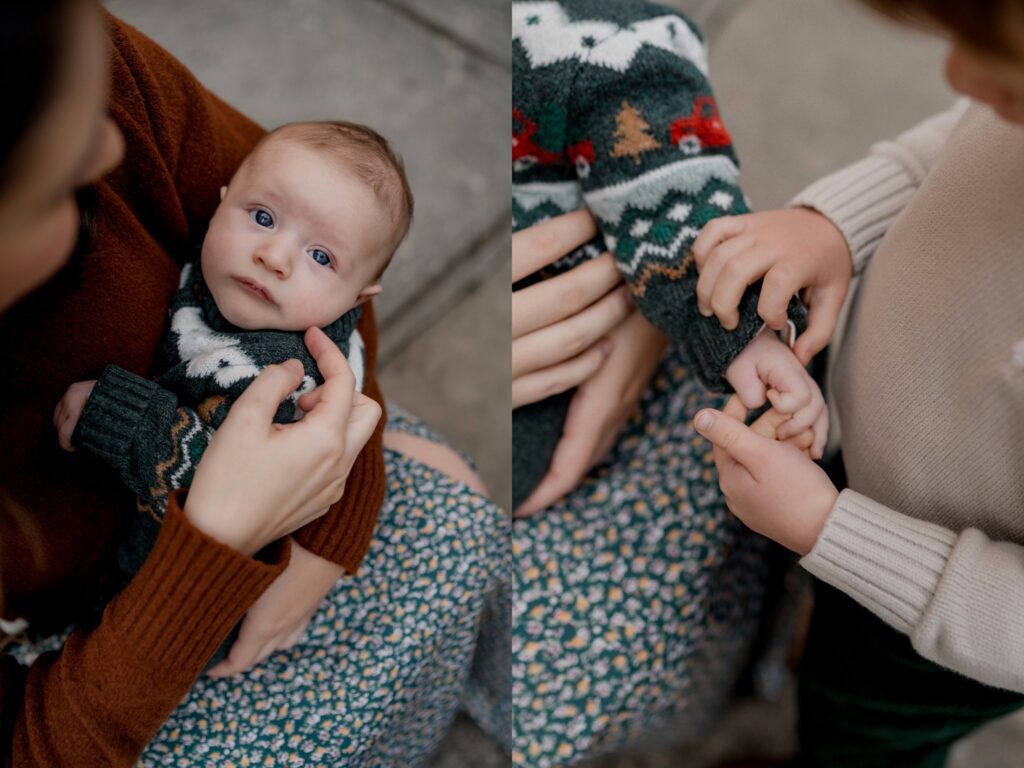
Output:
[0, 10, 387, 765]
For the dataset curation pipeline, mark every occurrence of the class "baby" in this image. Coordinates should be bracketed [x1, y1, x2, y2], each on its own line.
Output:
[53, 121, 412, 609]
[511, 0, 827, 508]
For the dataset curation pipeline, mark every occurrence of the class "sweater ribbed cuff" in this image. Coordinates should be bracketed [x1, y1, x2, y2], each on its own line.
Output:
[688, 292, 808, 391]
[74, 365, 161, 465]
[800, 489, 957, 635]
[789, 155, 919, 275]
[106, 488, 290, 671]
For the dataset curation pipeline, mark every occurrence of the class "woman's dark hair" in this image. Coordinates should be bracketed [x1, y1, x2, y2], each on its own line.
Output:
[0, 1, 79, 616]
[0, 0, 79, 195]
[862, 0, 1019, 56]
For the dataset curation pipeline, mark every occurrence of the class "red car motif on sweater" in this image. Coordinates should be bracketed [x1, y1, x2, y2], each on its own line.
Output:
[669, 96, 732, 155]
[513, 109, 561, 170]
[513, 109, 596, 178]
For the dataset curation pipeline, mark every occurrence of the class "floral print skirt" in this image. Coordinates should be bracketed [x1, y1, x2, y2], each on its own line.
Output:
[509, 344, 773, 766]
[11, 406, 510, 768]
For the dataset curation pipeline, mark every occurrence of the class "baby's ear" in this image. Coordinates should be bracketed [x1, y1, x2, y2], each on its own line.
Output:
[219, 185, 228, 200]
[355, 282, 383, 306]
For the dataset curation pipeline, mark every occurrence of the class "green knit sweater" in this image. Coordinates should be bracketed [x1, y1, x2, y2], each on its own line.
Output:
[512, 0, 807, 506]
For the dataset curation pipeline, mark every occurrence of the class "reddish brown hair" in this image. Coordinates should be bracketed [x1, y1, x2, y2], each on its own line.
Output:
[862, 0, 1020, 56]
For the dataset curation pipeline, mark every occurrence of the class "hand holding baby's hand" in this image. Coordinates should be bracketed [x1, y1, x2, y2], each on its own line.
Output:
[693, 208, 852, 365]
[724, 331, 828, 458]
[53, 380, 97, 452]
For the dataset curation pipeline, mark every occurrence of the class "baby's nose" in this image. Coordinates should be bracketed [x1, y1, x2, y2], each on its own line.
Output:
[255, 240, 292, 277]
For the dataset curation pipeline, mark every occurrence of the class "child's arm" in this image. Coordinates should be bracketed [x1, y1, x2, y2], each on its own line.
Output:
[564, 12, 808, 390]
[695, 400, 1024, 694]
[693, 100, 970, 364]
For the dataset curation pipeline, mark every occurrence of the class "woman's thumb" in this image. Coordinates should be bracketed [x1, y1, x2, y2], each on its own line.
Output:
[233, 359, 305, 420]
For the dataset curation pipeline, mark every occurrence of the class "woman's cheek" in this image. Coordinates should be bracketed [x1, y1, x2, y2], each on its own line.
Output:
[0, 201, 79, 310]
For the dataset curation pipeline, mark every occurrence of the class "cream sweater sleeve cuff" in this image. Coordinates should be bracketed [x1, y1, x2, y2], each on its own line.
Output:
[799, 489, 957, 635]
[789, 155, 919, 275]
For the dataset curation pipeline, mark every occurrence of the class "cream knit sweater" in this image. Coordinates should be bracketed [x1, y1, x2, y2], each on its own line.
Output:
[791, 101, 1024, 692]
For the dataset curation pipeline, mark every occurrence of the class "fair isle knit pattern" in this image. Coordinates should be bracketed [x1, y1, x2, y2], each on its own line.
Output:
[74, 260, 365, 590]
[512, 0, 807, 384]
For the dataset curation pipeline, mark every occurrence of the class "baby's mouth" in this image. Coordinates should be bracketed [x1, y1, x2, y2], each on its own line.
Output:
[234, 276, 276, 305]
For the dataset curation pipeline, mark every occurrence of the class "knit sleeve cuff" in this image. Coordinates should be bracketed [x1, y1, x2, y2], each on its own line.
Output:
[104, 488, 290, 670]
[799, 489, 957, 635]
[73, 365, 162, 465]
[789, 155, 919, 275]
[687, 293, 808, 391]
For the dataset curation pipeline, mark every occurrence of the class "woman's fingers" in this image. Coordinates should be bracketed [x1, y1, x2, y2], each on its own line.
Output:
[347, 393, 383, 447]
[512, 341, 610, 409]
[300, 327, 355, 425]
[512, 252, 622, 339]
[230, 359, 306, 427]
[297, 385, 322, 413]
[692, 215, 746, 271]
[512, 209, 598, 283]
[513, 285, 631, 378]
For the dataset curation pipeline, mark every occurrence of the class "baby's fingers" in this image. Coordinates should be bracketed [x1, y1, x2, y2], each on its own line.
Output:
[765, 363, 811, 417]
[776, 374, 825, 439]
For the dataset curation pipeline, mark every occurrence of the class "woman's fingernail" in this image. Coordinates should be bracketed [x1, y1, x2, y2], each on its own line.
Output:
[699, 307, 712, 317]
[696, 411, 714, 431]
[282, 359, 303, 374]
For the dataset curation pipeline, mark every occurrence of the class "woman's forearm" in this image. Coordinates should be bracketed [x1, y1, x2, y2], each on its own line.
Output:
[3, 492, 288, 767]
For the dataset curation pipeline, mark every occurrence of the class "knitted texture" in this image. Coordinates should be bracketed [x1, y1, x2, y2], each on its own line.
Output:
[511, 0, 806, 507]
[75, 260, 365, 596]
[513, 0, 806, 371]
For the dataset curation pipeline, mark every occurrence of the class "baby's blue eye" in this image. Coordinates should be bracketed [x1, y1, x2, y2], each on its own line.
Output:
[309, 248, 332, 267]
[251, 209, 274, 228]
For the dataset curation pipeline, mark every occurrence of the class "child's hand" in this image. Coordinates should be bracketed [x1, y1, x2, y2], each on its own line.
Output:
[53, 380, 97, 451]
[692, 208, 853, 365]
[207, 538, 342, 677]
[694, 396, 839, 556]
[725, 331, 828, 459]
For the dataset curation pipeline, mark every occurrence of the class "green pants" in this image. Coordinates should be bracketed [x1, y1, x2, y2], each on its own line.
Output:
[796, 578, 1024, 767]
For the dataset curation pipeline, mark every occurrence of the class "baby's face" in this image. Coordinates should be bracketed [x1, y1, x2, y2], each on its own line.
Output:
[201, 138, 389, 331]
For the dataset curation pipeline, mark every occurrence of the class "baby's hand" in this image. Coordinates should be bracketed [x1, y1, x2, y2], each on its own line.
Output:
[724, 331, 828, 459]
[53, 380, 97, 452]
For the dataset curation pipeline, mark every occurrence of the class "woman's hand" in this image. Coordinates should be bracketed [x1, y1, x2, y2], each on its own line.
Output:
[185, 326, 381, 556]
[207, 539, 342, 677]
[691, 208, 853, 364]
[512, 210, 632, 408]
[694, 395, 838, 556]
[515, 312, 668, 517]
